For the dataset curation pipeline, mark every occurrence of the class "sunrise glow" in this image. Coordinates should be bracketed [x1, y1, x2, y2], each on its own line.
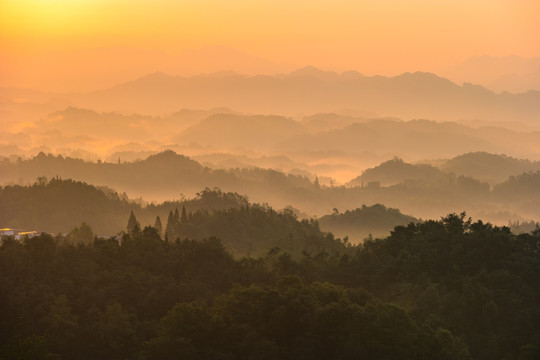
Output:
[1, 0, 539, 91]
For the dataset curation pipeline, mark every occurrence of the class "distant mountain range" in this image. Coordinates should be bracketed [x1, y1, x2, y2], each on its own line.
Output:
[6, 107, 539, 179]
[441, 55, 540, 93]
[59, 67, 540, 124]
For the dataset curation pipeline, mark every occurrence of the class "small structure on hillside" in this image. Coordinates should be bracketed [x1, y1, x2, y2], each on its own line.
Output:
[0, 228, 39, 241]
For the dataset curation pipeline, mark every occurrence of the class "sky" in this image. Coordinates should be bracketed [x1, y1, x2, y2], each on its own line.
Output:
[1, 0, 539, 92]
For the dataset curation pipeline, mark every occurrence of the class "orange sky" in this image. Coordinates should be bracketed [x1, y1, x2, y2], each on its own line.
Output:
[1, 0, 539, 92]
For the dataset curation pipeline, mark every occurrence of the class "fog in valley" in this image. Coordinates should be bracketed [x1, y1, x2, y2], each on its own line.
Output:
[2, 66, 540, 235]
[2, 1, 540, 359]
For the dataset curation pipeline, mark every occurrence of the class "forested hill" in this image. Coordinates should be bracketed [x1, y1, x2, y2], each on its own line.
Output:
[1, 214, 539, 359]
[441, 152, 540, 184]
[319, 204, 419, 242]
[347, 158, 448, 187]
[0, 178, 134, 235]
[0, 150, 315, 205]
[0, 178, 250, 235]
[1, 151, 539, 222]
[0, 178, 344, 257]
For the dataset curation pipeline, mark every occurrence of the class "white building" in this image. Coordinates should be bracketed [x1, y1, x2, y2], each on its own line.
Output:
[0, 228, 39, 241]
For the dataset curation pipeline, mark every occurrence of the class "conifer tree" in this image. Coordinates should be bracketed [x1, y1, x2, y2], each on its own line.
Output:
[154, 216, 163, 237]
[165, 210, 174, 241]
[172, 207, 181, 238]
[181, 206, 188, 223]
[127, 211, 140, 236]
[173, 208, 180, 225]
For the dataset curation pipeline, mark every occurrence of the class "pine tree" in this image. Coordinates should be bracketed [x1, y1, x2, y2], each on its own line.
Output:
[127, 211, 140, 236]
[173, 208, 180, 224]
[172, 208, 181, 239]
[154, 216, 163, 237]
[165, 210, 174, 241]
[181, 206, 188, 223]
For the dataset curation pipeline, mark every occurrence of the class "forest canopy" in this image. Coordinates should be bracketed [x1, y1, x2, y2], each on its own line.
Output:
[1, 212, 539, 359]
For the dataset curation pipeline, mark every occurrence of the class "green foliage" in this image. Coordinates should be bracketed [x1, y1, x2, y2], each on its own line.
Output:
[127, 210, 140, 236]
[341, 213, 540, 360]
[154, 215, 162, 236]
[0, 335, 60, 360]
[143, 282, 461, 360]
[0, 213, 538, 360]
[164, 203, 344, 257]
[69, 222, 94, 244]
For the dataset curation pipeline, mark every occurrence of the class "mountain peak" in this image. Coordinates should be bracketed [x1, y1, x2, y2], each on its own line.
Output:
[142, 71, 172, 79]
[287, 66, 340, 81]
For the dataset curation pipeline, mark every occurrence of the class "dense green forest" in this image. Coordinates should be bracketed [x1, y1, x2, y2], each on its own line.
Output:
[1, 213, 539, 359]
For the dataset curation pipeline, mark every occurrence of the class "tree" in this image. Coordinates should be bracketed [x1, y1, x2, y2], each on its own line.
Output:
[127, 211, 140, 236]
[43, 295, 78, 356]
[173, 208, 180, 225]
[69, 222, 94, 244]
[181, 206, 188, 224]
[0, 335, 60, 360]
[36, 176, 48, 186]
[165, 210, 175, 241]
[155, 216, 163, 237]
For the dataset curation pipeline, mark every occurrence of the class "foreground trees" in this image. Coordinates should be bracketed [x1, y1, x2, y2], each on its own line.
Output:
[0, 214, 539, 359]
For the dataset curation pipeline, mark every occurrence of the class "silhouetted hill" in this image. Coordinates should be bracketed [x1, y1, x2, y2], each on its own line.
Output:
[0, 178, 134, 234]
[493, 171, 540, 201]
[35, 106, 237, 145]
[284, 65, 345, 82]
[301, 113, 379, 133]
[441, 55, 540, 93]
[68, 68, 540, 124]
[173, 113, 305, 150]
[4, 105, 540, 172]
[279, 118, 540, 159]
[318, 204, 418, 243]
[348, 158, 449, 187]
[0, 151, 317, 206]
[1, 151, 539, 223]
[441, 152, 540, 184]
[0, 179, 342, 257]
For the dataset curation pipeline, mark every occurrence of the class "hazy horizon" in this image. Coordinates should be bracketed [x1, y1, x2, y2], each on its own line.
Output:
[2, 0, 540, 92]
[1, 0, 539, 222]
[1, 3, 540, 358]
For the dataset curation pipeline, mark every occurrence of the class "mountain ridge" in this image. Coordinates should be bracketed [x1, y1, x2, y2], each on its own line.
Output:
[65, 67, 539, 123]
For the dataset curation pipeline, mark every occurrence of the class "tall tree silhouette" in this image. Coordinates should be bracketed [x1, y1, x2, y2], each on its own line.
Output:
[165, 210, 175, 241]
[154, 216, 163, 237]
[127, 211, 140, 236]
